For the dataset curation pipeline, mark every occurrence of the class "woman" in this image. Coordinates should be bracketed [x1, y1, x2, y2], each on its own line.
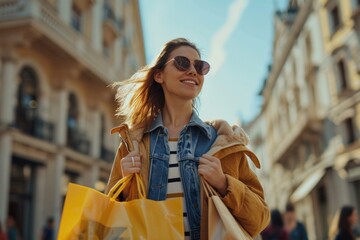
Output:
[335, 205, 359, 240]
[261, 209, 288, 240]
[106, 38, 270, 239]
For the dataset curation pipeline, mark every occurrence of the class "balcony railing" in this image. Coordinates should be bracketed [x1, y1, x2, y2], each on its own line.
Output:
[34, 117, 55, 142]
[14, 116, 55, 142]
[67, 129, 91, 155]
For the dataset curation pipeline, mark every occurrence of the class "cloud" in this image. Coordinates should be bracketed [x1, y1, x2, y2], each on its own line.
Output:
[208, 0, 249, 76]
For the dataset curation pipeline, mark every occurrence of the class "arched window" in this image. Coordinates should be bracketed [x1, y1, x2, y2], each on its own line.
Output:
[66, 93, 79, 148]
[15, 66, 39, 135]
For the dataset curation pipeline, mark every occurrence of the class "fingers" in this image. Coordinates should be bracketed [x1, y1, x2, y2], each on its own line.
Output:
[199, 155, 219, 175]
[198, 154, 227, 195]
[121, 151, 142, 176]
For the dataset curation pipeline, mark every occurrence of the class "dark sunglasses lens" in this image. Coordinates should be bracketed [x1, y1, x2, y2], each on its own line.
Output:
[194, 60, 210, 75]
[174, 56, 190, 71]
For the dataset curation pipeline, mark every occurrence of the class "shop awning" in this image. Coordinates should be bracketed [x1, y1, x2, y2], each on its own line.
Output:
[290, 169, 325, 203]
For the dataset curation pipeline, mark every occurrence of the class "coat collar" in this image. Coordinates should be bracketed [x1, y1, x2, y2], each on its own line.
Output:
[146, 111, 213, 139]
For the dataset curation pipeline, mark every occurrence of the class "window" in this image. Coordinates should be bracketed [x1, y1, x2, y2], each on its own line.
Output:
[67, 93, 79, 147]
[342, 117, 356, 145]
[71, 4, 82, 32]
[336, 59, 348, 92]
[15, 66, 39, 135]
[328, 4, 341, 35]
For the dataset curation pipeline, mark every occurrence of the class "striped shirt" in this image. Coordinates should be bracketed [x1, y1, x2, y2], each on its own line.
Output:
[166, 139, 190, 239]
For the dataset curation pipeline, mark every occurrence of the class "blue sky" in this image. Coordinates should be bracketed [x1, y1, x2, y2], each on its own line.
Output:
[138, 0, 288, 125]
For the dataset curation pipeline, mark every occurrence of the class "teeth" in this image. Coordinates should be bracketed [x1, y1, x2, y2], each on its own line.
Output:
[182, 80, 196, 85]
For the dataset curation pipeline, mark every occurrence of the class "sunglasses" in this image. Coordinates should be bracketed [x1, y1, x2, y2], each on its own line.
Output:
[165, 56, 210, 75]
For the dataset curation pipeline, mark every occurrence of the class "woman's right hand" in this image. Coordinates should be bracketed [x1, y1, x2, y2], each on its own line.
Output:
[121, 151, 142, 177]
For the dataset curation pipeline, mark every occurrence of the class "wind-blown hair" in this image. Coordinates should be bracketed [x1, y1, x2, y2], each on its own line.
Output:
[113, 38, 201, 128]
[338, 205, 355, 240]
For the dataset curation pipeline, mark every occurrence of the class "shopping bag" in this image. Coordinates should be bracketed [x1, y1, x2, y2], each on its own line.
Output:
[58, 174, 184, 240]
[201, 178, 253, 240]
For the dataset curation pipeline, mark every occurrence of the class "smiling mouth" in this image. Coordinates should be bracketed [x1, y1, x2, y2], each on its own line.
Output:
[180, 80, 198, 86]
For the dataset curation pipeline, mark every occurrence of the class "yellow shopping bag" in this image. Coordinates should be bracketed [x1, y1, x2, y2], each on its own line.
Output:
[58, 174, 184, 240]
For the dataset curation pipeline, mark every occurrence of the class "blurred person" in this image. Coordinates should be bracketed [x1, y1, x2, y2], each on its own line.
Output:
[283, 203, 308, 240]
[105, 37, 270, 239]
[0, 221, 7, 240]
[6, 216, 20, 240]
[261, 209, 289, 240]
[335, 205, 359, 240]
[41, 217, 54, 240]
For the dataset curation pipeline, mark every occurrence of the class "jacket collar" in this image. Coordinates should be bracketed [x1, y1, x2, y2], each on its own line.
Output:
[146, 111, 213, 139]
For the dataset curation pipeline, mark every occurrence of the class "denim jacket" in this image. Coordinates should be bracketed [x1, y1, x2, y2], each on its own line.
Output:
[145, 112, 217, 239]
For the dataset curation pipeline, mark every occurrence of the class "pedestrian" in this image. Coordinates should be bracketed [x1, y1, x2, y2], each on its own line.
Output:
[283, 203, 308, 240]
[6, 216, 20, 240]
[261, 209, 289, 240]
[335, 205, 359, 240]
[105, 37, 270, 239]
[41, 217, 54, 240]
[0, 221, 7, 240]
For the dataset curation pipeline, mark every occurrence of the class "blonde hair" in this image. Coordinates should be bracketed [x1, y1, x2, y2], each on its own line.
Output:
[113, 38, 201, 128]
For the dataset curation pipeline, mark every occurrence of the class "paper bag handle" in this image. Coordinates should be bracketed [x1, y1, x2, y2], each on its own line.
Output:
[201, 177, 218, 198]
[108, 173, 146, 200]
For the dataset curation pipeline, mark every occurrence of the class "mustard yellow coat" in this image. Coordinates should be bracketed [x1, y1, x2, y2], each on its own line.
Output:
[106, 120, 270, 238]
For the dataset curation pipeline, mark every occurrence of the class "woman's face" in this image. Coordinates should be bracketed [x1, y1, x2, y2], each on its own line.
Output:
[349, 210, 358, 225]
[154, 46, 205, 102]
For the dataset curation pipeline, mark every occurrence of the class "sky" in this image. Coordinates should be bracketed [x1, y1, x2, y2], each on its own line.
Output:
[138, 0, 289, 125]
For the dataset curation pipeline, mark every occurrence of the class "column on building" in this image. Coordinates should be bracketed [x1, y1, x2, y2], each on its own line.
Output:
[79, 110, 101, 188]
[81, 164, 100, 189]
[0, 56, 17, 225]
[91, 0, 103, 52]
[90, 110, 101, 159]
[46, 154, 65, 236]
[57, 0, 72, 25]
[113, 0, 123, 69]
[0, 56, 17, 124]
[0, 135, 13, 226]
[33, 167, 47, 240]
[45, 89, 68, 234]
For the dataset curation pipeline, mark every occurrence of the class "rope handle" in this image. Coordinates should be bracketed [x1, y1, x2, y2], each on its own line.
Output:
[108, 173, 146, 200]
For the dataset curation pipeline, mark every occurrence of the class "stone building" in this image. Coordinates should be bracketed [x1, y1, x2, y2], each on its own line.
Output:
[0, 0, 145, 238]
[246, 0, 360, 239]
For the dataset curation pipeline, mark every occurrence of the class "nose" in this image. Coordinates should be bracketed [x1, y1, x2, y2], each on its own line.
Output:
[187, 63, 197, 76]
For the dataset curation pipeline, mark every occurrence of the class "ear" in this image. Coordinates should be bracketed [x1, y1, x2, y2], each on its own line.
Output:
[154, 70, 163, 84]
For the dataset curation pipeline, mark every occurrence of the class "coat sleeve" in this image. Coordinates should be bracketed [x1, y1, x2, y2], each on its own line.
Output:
[220, 151, 270, 237]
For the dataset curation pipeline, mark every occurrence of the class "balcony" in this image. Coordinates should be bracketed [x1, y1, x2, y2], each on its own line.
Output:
[271, 103, 324, 166]
[0, 0, 119, 84]
[102, 3, 122, 45]
[14, 116, 54, 142]
[67, 129, 91, 155]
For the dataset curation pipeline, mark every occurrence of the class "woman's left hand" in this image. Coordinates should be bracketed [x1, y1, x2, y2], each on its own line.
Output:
[198, 154, 228, 196]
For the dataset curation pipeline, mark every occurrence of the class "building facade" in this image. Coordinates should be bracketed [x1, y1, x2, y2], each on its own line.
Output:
[0, 0, 145, 239]
[246, 0, 360, 239]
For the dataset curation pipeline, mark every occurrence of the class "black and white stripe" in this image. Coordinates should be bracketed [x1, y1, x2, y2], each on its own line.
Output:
[166, 140, 190, 239]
